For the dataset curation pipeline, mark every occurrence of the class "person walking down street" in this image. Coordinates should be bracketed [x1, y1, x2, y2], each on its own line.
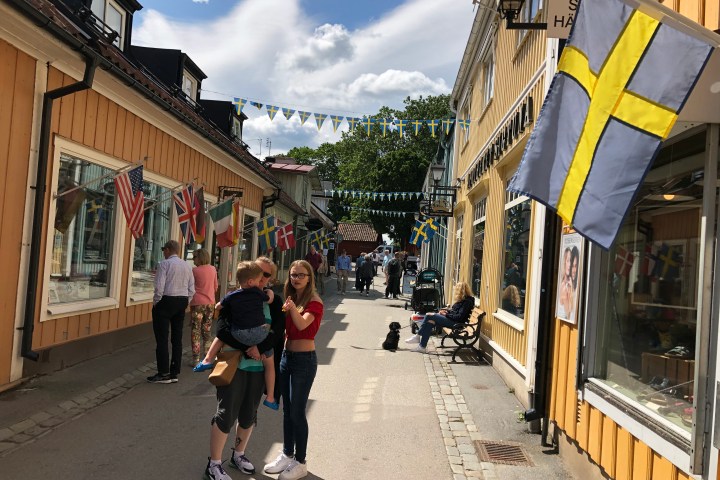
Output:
[203, 257, 280, 480]
[354, 252, 366, 291]
[316, 250, 328, 295]
[358, 254, 375, 296]
[382, 249, 391, 285]
[385, 253, 402, 299]
[190, 248, 218, 367]
[335, 250, 351, 295]
[304, 245, 323, 294]
[406, 282, 475, 353]
[264, 260, 324, 480]
[148, 240, 195, 384]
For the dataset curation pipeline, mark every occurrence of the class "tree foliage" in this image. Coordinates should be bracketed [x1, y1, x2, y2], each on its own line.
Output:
[287, 94, 452, 246]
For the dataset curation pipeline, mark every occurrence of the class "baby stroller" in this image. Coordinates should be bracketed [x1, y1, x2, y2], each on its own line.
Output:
[404, 268, 445, 333]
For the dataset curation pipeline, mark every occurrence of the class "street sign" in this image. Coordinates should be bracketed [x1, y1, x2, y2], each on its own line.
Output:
[547, 0, 578, 39]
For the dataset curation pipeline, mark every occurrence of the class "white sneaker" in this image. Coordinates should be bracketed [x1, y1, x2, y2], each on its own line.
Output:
[278, 460, 308, 480]
[264, 452, 294, 474]
[405, 334, 421, 344]
[412, 344, 427, 353]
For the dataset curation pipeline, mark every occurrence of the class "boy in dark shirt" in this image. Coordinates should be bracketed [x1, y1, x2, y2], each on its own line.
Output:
[194, 261, 278, 410]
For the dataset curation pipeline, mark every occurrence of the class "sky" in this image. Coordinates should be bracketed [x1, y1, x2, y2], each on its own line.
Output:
[132, 0, 476, 159]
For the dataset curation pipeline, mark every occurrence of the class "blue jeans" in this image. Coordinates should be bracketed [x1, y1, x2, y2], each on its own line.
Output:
[418, 313, 458, 347]
[231, 324, 273, 357]
[280, 350, 318, 463]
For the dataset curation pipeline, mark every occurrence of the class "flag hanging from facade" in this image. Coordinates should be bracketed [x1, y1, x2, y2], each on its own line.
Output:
[614, 246, 634, 276]
[173, 185, 197, 244]
[507, 0, 713, 250]
[194, 187, 206, 244]
[257, 216, 276, 252]
[310, 230, 322, 249]
[409, 220, 428, 246]
[276, 223, 296, 251]
[208, 198, 240, 248]
[114, 165, 144, 239]
[423, 219, 438, 243]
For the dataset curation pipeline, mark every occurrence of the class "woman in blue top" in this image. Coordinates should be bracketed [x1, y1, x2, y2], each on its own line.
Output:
[405, 282, 475, 354]
[203, 257, 285, 480]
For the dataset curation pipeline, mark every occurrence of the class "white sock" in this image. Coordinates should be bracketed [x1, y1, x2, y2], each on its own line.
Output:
[210, 459, 222, 466]
[235, 450, 244, 457]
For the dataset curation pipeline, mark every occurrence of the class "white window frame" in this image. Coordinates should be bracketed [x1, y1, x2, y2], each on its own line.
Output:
[182, 70, 198, 101]
[42, 138, 127, 319]
[231, 118, 242, 140]
[482, 54, 495, 109]
[454, 214, 464, 283]
[471, 198, 487, 299]
[91, 0, 126, 49]
[516, 0, 543, 46]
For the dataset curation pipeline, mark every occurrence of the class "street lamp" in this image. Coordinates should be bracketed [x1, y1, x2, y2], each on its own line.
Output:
[429, 161, 445, 185]
[498, 0, 547, 30]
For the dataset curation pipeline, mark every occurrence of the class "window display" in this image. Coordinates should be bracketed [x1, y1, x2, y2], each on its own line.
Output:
[592, 132, 706, 432]
[471, 199, 486, 297]
[130, 183, 172, 296]
[49, 154, 116, 305]
[501, 193, 531, 319]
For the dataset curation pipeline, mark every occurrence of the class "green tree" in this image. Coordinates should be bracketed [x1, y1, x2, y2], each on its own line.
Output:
[287, 94, 452, 246]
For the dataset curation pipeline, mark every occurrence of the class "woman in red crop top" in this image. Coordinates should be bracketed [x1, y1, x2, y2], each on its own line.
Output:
[264, 260, 323, 480]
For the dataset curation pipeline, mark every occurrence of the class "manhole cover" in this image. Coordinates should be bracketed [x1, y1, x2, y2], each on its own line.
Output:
[474, 440, 534, 466]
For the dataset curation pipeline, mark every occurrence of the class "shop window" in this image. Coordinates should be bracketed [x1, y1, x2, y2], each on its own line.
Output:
[454, 214, 464, 283]
[471, 198, 487, 297]
[129, 183, 172, 298]
[501, 192, 531, 319]
[49, 154, 117, 305]
[590, 140, 706, 433]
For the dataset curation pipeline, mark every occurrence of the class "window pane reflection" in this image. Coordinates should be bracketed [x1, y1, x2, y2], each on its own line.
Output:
[130, 183, 172, 295]
[501, 195, 530, 318]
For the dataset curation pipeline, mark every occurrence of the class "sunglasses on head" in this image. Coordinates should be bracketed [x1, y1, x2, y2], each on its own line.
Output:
[290, 273, 308, 279]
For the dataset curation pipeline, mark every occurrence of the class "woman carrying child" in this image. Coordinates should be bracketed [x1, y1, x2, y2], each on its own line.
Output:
[202, 257, 283, 480]
[264, 260, 324, 480]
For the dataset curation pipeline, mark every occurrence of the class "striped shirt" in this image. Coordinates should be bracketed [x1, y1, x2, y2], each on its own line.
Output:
[153, 255, 195, 305]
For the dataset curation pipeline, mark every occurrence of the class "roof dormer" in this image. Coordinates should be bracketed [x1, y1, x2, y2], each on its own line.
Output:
[54, 0, 142, 51]
[129, 46, 207, 105]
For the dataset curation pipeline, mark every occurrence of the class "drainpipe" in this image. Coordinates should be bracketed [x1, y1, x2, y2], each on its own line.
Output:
[21, 55, 99, 361]
[523, 213, 560, 446]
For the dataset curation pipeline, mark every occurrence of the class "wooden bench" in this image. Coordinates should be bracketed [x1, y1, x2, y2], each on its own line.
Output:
[440, 307, 485, 363]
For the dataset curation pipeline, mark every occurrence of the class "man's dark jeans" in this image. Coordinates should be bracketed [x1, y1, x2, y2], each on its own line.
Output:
[152, 296, 188, 376]
[280, 350, 317, 463]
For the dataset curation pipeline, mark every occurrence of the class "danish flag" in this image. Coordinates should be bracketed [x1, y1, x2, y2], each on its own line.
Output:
[276, 223, 296, 252]
[614, 246, 634, 277]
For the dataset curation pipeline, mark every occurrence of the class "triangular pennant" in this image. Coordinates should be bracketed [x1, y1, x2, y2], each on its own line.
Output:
[266, 104, 279, 121]
[410, 119, 424, 135]
[298, 111, 311, 125]
[426, 119, 440, 137]
[232, 98, 247, 115]
[249, 101, 263, 110]
[378, 118, 392, 137]
[282, 107, 295, 120]
[314, 113, 327, 131]
[395, 119, 407, 137]
[329, 115, 344, 132]
[442, 118, 455, 135]
[361, 117, 375, 136]
[347, 117, 360, 131]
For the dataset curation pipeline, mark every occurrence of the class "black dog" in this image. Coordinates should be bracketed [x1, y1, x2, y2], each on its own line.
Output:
[382, 322, 402, 351]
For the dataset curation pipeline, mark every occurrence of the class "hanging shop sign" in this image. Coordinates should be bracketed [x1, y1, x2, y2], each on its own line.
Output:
[466, 96, 534, 190]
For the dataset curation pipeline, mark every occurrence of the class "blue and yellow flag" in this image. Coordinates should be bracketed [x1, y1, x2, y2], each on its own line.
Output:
[297, 111, 311, 125]
[394, 119, 408, 137]
[347, 117, 360, 131]
[310, 230, 322, 249]
[442, 118, 455, 135]
[409, 220, 428, 247]
[249, 101, 263, 110]
[508, 0, 713, 250]
[378, 118, 392, 137]
[410, 119, 424, 135]
[330, 115, 344, 132]
[266, 105, 279, 121]
[361, 117, 375, 136]
[314, 113, 327, 131]
[458, 118, 471, 131]
[424, 218, 438, 243]
[256, 216, 276, 252]
[282, 107, 295, 120]
[232, 98, 246, 115]
[426, 119, 440, 138]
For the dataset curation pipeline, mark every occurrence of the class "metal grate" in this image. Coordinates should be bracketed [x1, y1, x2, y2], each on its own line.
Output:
[474, 440, 534, 466]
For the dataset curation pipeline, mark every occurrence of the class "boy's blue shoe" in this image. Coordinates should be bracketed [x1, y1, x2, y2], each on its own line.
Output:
[193, 361, 214, 372]
[263, 399, 279, 410]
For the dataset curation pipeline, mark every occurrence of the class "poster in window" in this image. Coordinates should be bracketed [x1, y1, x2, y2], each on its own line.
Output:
[556, 230, 583, 324]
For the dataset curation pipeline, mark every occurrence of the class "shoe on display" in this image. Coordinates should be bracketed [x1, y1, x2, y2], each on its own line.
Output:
[264, 452, 294, 474]
[278, 460, 308, 480]
[146, 373, 172, 384]
[405, 334, 421, 344]
[204, 458, 232, 480]
[230, 450, 255, 474]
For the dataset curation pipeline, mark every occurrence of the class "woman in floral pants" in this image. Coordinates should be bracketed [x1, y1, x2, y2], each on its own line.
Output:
[190, 248, 218, 365]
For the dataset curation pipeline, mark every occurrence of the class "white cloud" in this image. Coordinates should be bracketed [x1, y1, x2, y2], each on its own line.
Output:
[133, 0, 473, 157]
[192, 0, 209, 4]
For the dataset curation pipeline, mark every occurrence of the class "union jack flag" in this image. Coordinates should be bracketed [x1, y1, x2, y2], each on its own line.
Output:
[173, 185, 197, 244]
[114, 166, 144, 239]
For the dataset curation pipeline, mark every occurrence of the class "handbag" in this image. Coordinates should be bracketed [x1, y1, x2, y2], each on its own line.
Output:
[208, 350, 241, 386]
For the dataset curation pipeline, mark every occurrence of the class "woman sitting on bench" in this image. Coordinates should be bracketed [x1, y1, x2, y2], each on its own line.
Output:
[406, 282, 475, 353]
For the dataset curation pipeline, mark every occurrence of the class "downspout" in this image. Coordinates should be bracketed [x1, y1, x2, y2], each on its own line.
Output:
[523, 213, 560, 447]
[21, 55, 100, 361]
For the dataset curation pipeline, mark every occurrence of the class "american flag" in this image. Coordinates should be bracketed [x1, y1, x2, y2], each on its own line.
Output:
[173, 185, 197, 244]
[114, 166, 144, 239]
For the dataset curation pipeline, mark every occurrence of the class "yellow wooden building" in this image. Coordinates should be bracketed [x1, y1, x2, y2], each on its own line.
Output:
[0, 0, 279, 391]
[449, 1, 720, 479]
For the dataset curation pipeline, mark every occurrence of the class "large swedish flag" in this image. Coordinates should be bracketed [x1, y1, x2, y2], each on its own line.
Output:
[409, 220, 428, 246]
[508, 0, 713, 249]
[256, 216, 276, 252]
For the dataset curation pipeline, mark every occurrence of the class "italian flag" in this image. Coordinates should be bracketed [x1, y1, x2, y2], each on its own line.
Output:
[209, 198, 241, 248]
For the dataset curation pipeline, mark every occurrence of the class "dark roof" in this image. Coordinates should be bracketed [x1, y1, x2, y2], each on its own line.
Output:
[13, 0, 279, 188]
[337, 223, 380, 243]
